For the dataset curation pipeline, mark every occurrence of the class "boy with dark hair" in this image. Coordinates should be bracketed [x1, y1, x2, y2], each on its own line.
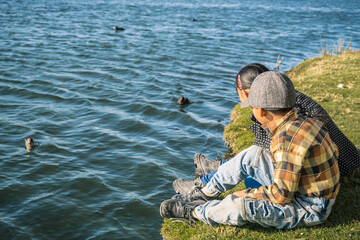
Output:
[160, 72, 340, 228]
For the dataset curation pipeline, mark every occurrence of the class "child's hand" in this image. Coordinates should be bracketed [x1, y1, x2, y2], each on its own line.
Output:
[233, 190, 247, 198]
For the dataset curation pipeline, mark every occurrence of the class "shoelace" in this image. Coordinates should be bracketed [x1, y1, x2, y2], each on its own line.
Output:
[172, 187, 214, 204]
[194, 179, 203, 187]
[183, 187, 202, 201]
[190, 187, 212, 201]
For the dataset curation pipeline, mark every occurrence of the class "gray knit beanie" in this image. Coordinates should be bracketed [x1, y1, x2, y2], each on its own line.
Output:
[241, 71, 296, 109]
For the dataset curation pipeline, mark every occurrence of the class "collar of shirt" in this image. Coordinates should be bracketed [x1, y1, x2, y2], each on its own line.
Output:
[261, 108, 297, 137]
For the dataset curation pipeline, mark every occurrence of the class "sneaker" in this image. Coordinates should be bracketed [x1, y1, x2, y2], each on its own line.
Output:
[172, 187, 217, 204]
[160, 199, 200, 226]
[173, 177, 205, 195]
[194, 153, 221, 178]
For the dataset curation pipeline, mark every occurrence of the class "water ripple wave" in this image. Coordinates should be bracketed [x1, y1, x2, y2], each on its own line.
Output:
[1, 0, 359, 239]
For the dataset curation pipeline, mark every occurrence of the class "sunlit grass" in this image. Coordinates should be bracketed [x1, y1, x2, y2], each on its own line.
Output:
[286, 50, 360, 144]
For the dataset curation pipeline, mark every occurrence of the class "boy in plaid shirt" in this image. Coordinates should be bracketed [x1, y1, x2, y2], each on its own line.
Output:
[160, 72, 340, 228]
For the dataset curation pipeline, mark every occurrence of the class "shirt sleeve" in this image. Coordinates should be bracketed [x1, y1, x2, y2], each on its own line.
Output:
[243, 150, 303, 205]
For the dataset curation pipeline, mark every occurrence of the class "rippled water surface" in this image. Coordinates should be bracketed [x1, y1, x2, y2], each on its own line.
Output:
[1, 0, 359, 239]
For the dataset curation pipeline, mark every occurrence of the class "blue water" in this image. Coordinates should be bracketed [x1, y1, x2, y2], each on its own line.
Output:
[1, 0, 359, 239]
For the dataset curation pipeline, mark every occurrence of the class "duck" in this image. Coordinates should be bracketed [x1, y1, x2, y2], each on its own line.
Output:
[25, 137, 38, 152]
[177, 96, 190, 105]
[113, 26, 125, 32]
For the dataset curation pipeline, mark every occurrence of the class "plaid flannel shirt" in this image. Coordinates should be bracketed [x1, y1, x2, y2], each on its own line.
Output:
[244, 109, 340, 205]
[250, 91, 360, 176]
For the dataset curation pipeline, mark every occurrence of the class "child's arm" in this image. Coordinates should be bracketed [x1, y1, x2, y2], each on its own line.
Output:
[233, 190, 246, 198]
[240, 150, 302, 205]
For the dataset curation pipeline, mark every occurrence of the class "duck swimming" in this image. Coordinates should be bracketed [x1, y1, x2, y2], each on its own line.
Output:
[177, 96, 190, 105]
[25, 137, 38, 152]
[113, 26, 125, 32]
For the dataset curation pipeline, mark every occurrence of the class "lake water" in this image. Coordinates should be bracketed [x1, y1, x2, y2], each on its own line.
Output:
[1, 0, 359, 239]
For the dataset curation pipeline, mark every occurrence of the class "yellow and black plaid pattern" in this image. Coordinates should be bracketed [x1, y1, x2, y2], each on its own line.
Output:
[245, 109, 340, 205]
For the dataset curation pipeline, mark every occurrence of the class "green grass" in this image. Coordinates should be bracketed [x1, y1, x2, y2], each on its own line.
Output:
[287, 50, 360, 145]
[161, 51, 360, 239]
[222, 106, 254, 159]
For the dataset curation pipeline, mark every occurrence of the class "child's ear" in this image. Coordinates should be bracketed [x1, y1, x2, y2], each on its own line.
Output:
[243, 89, 250, 98]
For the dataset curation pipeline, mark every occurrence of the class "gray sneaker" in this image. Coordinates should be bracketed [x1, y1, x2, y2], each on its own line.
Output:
[173, 177, 205, 195]
[194, 153, 221, 178]
[172, 187, 217, 204]
[160, 199, 200, 226]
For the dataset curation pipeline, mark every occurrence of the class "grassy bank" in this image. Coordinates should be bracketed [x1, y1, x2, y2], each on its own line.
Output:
[161, 51, 360, 239]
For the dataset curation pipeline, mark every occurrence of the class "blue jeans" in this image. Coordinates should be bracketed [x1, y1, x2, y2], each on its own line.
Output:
[195, 145, 336, 229]
[200, 161, 227, 184]
[201, 161, 262, 189]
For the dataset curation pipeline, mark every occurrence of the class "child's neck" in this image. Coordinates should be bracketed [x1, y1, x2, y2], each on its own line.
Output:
[259, 111, 289, 125]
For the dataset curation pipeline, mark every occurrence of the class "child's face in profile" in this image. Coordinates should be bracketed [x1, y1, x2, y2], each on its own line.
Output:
[236, 88, 249, 104]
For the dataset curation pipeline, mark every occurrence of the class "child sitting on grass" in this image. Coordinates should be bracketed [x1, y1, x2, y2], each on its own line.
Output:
[160, 71, 340, 229]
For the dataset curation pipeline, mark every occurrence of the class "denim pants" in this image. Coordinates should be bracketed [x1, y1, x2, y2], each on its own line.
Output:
[201, 161, 263, 189]
[195, 145, 336, 229]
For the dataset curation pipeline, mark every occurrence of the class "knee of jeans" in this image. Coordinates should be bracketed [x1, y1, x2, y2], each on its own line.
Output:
[238, 146, 263, 169]
[207, 195, 245, 226]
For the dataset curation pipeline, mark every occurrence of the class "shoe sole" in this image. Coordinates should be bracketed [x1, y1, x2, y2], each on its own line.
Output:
[172, 178, 183, 194]
[194, 153, 205, 177]
[194, 153, 220, 178]
[160, 199, 172, 218]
